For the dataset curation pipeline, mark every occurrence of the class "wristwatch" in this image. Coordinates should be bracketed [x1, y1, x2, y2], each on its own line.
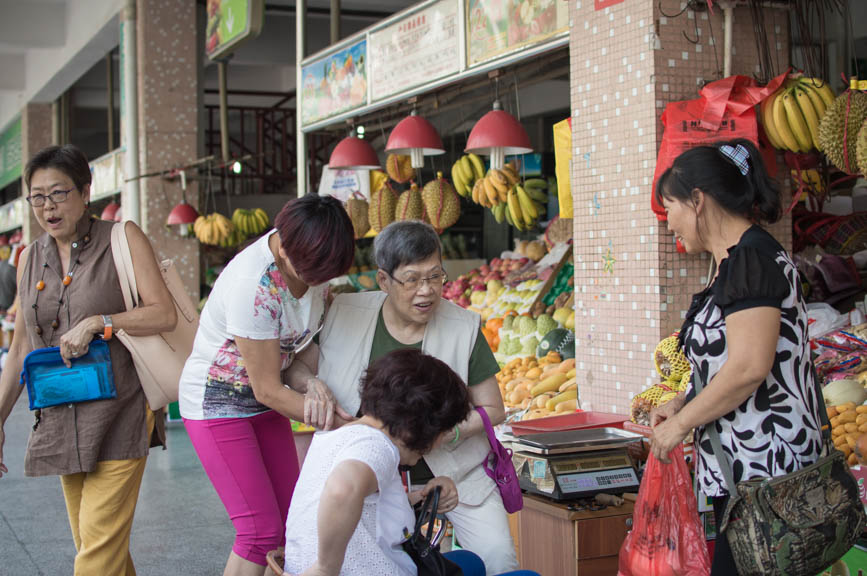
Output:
[101, 314, 113, 340]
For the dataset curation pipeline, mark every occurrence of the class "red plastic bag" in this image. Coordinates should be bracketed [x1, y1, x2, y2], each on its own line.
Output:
[617, 445, 711, 576]
[651, 72, 788, 222]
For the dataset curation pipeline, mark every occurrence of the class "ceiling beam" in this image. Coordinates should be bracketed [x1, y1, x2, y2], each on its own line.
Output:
[0, 0, 66, 48]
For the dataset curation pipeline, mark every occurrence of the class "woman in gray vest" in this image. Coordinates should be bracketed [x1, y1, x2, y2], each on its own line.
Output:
[315, 220, 517, 574]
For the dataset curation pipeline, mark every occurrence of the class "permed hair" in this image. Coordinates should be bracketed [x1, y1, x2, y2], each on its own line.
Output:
[359, 349, 471, 453]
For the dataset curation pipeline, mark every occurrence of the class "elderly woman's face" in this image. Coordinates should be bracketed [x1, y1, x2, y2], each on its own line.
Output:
[381, 253, 445, 325]
[28, 167, 89, 243]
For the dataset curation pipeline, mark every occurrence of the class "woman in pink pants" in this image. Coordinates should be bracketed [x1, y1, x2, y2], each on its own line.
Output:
[179, 195, 355, 576]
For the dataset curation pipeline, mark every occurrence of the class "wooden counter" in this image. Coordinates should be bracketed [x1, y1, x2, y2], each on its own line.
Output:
[517, 493, 633, 576]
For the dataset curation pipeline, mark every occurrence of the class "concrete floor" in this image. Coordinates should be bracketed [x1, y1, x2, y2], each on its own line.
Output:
[0, 394, 237, 576]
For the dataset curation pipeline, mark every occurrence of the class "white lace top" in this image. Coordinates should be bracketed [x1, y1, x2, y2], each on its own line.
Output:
[283, 425, 417, 576]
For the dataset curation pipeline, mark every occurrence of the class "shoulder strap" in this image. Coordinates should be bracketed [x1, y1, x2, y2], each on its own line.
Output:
[693, 364, 831, 495]
[475, 406, 497, 451]
[692, 374, 738, 494]
[110, 222, 138, 310]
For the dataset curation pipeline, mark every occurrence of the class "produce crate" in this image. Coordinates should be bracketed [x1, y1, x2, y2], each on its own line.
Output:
[510, 411, 627, 436]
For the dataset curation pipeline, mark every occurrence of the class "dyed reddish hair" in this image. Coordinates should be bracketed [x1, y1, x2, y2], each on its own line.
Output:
[274, 194, 354, 285]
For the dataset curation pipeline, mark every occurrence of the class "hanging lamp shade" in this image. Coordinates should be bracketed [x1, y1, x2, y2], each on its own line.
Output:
[465, 101, 532, 170]
[167, 201, 199, 226]
[386, 111, 445, 169]
[329, 135, 381, 170]
[101, 201, 121, 222]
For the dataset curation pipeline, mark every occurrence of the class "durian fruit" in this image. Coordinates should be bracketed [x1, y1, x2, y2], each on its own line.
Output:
[818, 90, 867, 174]
[385, 154, 415, 183]
[369, 170, 388, 196]
[421, 171, 460, 232]
[856, 119, 867, 178]
[369, 181, 398, 232]
[346, 197, 370, 239]
[395, 182, 424, 221]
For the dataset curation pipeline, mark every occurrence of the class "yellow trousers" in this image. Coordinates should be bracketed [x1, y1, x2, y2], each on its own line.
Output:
[59, 409, 154, 576]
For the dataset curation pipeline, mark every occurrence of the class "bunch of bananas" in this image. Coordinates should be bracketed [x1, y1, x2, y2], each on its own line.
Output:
[790, 168, 825, 196]
[503, 178, 548, 231]
[762, 76, 835, 154]
[451, 153, 486, 196]
[194, 213, 235, 246]
[232, 208, 270, 237]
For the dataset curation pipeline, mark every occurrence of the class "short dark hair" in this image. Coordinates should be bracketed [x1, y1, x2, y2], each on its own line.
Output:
[25, 145, 92, 192]
[274, 194, 355, 285]
[374, 221, 442, 276]
[359, 349, 471, 453]
[654, 138, 781, 224]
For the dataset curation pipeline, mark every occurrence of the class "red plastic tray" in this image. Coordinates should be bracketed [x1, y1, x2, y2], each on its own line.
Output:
[509, 411, 628, 436]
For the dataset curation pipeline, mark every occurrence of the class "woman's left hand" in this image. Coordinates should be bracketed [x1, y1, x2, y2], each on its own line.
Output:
[59, 316, 99, 368]
[649, 415, 689, 464]
[304, 378, 353, 431]
[421, 476, 459, 513]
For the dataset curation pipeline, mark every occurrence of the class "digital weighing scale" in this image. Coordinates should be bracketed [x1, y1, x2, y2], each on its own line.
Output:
[509, 428, 642, 501]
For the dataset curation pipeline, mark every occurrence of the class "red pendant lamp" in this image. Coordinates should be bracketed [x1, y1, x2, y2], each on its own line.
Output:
[329, 135, 381, 170]
[101, 201, 121, 222]
[166, 171, 199, 236]
[465, 101, 532, 170]
[386, 110, 445, 169]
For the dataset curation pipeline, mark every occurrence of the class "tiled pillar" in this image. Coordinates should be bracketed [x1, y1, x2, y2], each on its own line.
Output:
[136, 0, 199, 299]
[569, 0, 790, 415]
[21, 103, 53, 244]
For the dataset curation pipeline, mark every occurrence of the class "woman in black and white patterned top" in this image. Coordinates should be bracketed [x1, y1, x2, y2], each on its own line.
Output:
[649, 139, 823, 575]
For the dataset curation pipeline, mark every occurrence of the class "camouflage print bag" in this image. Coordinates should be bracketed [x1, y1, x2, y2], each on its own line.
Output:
[696, 374, 866, 575]
[716, 444, 865, 575]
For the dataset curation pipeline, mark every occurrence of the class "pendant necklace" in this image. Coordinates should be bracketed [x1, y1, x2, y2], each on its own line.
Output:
[32, 220, 94, 347]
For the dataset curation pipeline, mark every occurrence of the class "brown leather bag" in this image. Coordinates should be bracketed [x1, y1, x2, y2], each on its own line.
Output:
[110, 223, 199, 410]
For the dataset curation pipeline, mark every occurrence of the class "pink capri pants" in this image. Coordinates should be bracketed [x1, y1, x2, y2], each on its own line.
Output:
[184, 410, 299, 565]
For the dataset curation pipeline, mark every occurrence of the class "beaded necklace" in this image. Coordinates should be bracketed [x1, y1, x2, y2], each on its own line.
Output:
[32, 217, 94, 347]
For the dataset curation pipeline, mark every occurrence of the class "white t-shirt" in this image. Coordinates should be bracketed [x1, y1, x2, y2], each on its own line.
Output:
[283, 425, 417, 576]
[179, 232, 327, 420]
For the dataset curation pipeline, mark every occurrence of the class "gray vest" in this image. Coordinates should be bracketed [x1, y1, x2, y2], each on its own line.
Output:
[318, 291, 495, 505]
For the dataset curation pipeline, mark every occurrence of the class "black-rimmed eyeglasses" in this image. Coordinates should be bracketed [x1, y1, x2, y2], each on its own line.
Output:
[26, 189, 73, 207]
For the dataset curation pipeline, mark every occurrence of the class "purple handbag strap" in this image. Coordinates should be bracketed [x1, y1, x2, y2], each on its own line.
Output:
[475, 406, 497, 451]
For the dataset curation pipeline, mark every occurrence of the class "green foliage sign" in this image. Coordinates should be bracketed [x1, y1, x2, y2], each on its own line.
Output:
[0, 118, 22, 191]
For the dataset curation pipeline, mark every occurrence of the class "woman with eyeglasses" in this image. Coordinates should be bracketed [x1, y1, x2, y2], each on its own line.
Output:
[179, 194, 355, 576]
[314, 220, 518, 574]
[0, 144, 177, 575]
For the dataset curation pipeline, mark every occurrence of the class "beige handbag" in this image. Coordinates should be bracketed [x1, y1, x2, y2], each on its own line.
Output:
[110, 223, 199, 410]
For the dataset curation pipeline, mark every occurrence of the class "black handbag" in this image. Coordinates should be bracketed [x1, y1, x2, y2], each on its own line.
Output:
[401, 487, 463, 576]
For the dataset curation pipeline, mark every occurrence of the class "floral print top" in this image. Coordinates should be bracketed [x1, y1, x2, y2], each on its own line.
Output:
[178, 232, 327, 420]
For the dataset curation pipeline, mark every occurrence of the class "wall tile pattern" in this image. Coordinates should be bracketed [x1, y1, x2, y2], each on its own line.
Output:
[21, 103, 54, 244]
[137, 0, 200, 299]
[569, 0, 791, 415]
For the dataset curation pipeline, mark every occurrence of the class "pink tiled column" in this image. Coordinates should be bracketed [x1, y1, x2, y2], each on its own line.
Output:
[569, 0, 791, 415]
[136, 0, 200, 299]
[21, 103, 54, 244]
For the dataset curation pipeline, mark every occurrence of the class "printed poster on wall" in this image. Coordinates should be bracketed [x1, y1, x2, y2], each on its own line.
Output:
[301, 39, 368, 126]
[205, 0, 264, 60]
[369, 0, 460, 102]
[318, 166, 371, 204]
[466, 0, 568, 68]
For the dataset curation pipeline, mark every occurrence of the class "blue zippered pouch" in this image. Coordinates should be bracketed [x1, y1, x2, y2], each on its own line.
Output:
[19, 340, 116, 410]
